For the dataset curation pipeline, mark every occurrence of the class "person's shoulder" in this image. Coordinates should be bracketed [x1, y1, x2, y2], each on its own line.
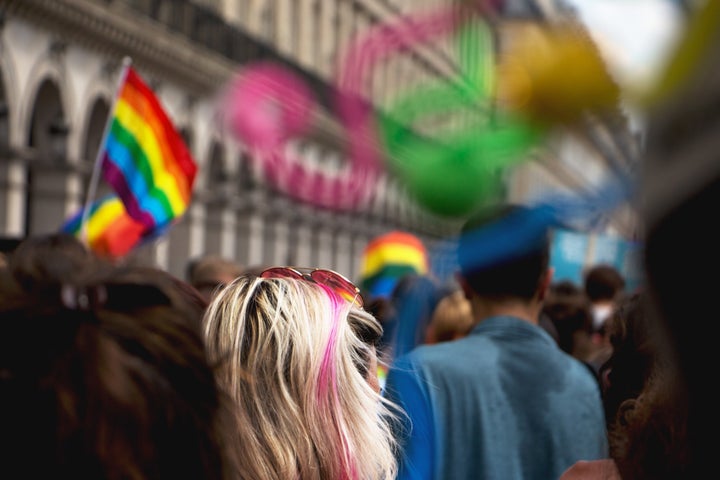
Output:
[555, 352, 603, 395]
[393, 342, 448, 367]
[394, 334, 494, 377]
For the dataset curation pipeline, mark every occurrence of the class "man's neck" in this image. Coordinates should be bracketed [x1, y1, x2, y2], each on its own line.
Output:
[470, 296, 541, 326]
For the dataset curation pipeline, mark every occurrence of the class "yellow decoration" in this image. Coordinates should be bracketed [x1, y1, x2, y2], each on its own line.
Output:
[497, 24, 620, 125]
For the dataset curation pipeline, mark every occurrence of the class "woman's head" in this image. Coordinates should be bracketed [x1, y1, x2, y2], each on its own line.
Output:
[425, 289, 474, 344]
[6, 233, 109, 291]
[0, 259, 238, 479]
[203, 272, 397, 480]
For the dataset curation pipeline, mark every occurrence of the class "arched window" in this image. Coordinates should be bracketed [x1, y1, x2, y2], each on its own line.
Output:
[0, 71, 10, 234]
[204, 140, 226, 255]
[26, 79, 70, 235]
[82, 97, 112, 201]
[0, 84, 8, 150]
[207, 141, 228, 186]
[179, 126, 194, 152]
[238, 149, 256, 190]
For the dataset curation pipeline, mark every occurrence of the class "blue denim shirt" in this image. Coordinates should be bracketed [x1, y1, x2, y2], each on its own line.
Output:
[384, 316, 608, 480]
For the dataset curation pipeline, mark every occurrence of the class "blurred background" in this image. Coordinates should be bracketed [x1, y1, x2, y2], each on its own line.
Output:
[0, 0, 691, 286]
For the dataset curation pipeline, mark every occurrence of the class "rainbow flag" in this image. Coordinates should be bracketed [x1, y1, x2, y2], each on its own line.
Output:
[61, 195, 153, 258]
[102, 67, 197, 230]
[359, 231, 429, 299]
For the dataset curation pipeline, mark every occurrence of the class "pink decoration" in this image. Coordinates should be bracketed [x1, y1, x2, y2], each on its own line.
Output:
[225, 62, 313, 150]
[222, 3, 500, 211]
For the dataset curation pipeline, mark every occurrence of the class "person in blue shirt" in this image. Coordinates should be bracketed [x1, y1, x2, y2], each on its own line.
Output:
[383, 203, 608, 480]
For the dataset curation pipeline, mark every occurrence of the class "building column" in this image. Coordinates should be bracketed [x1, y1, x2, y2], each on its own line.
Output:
[295, 215, 313, 267]
[296, 142, 320, 201]
[248, 210, 264, 266]
[371, 174, 387, 220]
[316, 220, 334, 269]
[221, 0, 246, 27]
[65, 168, 83, 220]
[273, 216, 290, 265]
[204, 203, 223, 255]
[188, 202, 205, 259]
[338, 1, 355, 65]
[246, 0, 269, 38]
[221, 207, 237, 259]
[155, 236, 170, 271]
[235, 208, 252, 268]
[0, 160, 7, 234]
[298, 0, 315, 68]
[334, 225, 353, 280]
[318, 0, 336, 76]
[3, 160, 26, 236]
[351, 230, 370, 285]
[275, 0, 294, 56]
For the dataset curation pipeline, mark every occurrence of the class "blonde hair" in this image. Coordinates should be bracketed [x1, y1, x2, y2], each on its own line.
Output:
[203, 274, 398, 480]
[426, 290, 474, 344]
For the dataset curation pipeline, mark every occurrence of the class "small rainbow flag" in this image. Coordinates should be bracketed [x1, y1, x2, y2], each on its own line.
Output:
[61, 195, 152, 258]
[359, 231, 429, 299]
[102, 67, 197, 230]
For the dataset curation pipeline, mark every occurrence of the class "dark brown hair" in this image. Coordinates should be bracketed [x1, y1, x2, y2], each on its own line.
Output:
[0, 236, 238, 478]
[584, 264, 626, 302]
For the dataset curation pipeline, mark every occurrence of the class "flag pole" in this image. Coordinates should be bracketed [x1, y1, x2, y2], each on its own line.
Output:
[79, 56, 133, 244]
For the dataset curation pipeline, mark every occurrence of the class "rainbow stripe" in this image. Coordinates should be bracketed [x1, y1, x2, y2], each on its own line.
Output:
[61, 195, 150, 258]
[359, 231, 429, 299]
[102, 67, 197, 230]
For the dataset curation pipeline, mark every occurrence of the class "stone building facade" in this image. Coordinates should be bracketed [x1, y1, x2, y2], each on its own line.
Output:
[0, 0, 637, 283]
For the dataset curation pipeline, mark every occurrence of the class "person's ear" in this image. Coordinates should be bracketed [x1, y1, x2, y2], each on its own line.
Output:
[456, 273, 473, 301]
[537, 267, 554, 302]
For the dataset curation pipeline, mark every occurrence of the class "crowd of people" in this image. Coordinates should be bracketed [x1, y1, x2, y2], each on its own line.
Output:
[382, 204, 609, 480]
[0, 189, 696, 480]
[0, 158, 707, 480]
[0, 215, 605, 479]
[1, 5, 716, 479]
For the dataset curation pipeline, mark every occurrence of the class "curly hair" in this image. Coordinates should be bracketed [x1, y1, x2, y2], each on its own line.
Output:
[610, 370, 690, 480]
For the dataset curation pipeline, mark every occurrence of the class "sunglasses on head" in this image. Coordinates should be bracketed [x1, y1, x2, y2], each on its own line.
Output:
[260, 267, 364, 309]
